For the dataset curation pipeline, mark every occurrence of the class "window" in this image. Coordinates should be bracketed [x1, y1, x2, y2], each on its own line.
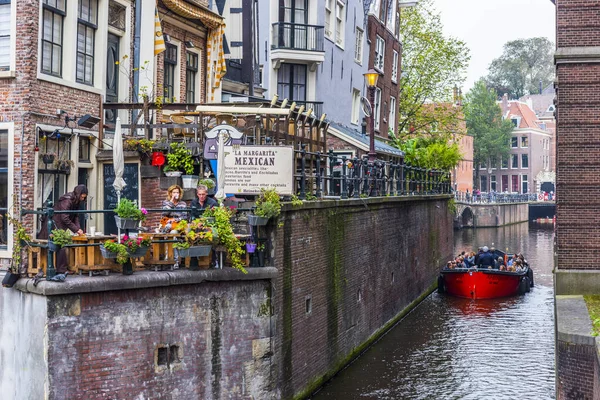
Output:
[186, 52, 198, 102]
[42, 0, 66, 77]
[325, 0, 333, 38]
[539, 122, 546, 130]
[501, 157, 508, 169]
[374, 87, 382, 131]
[521, 154, 528, 168]
[335, 0, 344, 46]
[375, 35, 385, 71]
[391, 50, 398, 83]
[76, 0, 97, 85]
[277, 63, 307, 102]
[354, 27, 363, 63]
[351, 88, 360, 125]
[511, 117, 520, 127]
[521, 136, 528, 147]
[389, 97, 397, 132]
[490, 158, 497, 169]
[0, 0, 10, 71]
[0, 129, 8, 249]
[511, 137, 518, 148]
[511, 154, 518, 169]
[511, 175, 519, 193]
[522, 175, 528, 194]
[490, 175, 497, 191]
[480, 159, 487, 169]
[78, 136, 90, 162]
[164, 43, 177, 101]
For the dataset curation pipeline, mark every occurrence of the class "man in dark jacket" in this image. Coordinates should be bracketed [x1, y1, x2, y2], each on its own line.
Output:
[40, 185, 88, 273]
[190, 184, 218, 220]
[478, 246, 494, 268]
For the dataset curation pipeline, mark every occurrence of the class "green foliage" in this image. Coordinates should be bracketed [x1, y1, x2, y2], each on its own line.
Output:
[447, 198, 457, 214]
[290, 194, 303, 207]
[50, 229, 73, 247]
[103, 240, 129, 264]
[305, 193, 317, 201]
[6, 199, 31, 273]
[212, 206, 246, 273]
[254, 188, 282, 219]
[166, 142, 194, 174]
[198, 178, 216, 189]
[397, 0, 470, 138]
[114, 198, 147, 221]
[464, 80, 514, 189]
[397, 137, 462, 170]
[173, 218, 214, 249]
[584, 295, 600, 337]
[124, 138, 155, 156]
[485, 37, 555, 99]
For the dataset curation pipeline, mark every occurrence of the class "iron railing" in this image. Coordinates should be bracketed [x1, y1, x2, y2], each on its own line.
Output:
[271, 22, 324, 52]
[454, 191, 538, 203]
[292, 146, 452, 199]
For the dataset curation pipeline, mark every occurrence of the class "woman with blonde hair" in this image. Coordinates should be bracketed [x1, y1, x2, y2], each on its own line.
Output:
[161, 184, 187, 233]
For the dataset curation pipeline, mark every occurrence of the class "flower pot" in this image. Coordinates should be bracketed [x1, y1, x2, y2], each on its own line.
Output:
[160, 176, 182, 190]
[246, 242, 257, 253]
[257, 250, 266, 267]
[114, 216, 140, 230]
[100, 245, 118, 259]
[248, 215, 269, 226]
[165, 171, 183, 177]
[2, 271, 19, 287]
[181, 174, 199, 189]
[128, 246, 148, 258]
[42, 154, 55, 164]
[178, 245, 212, 258]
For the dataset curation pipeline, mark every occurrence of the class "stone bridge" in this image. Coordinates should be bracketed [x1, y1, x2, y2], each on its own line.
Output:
[455, 201, 530, 228]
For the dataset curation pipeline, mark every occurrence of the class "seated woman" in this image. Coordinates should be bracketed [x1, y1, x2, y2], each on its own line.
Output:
[496, 257, 505, 270]
[466, 251, 476, 267]
[161, 185, 187, 233]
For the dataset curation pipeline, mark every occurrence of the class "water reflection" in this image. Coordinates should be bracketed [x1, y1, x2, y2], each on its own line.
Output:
[311, 223, 555, 400]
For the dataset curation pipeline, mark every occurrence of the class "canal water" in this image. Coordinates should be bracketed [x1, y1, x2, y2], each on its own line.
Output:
[311, 222, 555, 400]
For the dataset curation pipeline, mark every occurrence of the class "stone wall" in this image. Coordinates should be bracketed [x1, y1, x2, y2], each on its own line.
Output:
[269, 196, 454, 399]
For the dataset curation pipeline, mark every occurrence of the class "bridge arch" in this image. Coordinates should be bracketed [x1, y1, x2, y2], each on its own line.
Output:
[460, 206, 474, 228]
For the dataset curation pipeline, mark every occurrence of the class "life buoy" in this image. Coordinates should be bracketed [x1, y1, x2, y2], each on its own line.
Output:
[538, 193, 544, 200]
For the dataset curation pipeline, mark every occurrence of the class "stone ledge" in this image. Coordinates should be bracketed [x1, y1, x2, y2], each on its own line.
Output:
[281, 194, 452, 212]
[555, 46, 600, 64]
[555, 269, 600, 295]
[556, 295, 595, 345]
[9, 267, 278, 296]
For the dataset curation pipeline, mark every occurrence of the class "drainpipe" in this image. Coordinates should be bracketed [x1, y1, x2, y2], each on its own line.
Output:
[133, 0, 142, 102]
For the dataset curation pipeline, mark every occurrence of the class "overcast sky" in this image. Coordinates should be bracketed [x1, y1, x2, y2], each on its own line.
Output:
[431, 0, 556, 92]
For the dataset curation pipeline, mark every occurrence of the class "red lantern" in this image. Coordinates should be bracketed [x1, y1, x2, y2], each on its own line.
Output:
[151, 151, 165, 166]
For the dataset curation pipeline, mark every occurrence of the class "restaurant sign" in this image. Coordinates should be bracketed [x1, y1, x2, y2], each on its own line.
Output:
[223, 145, 294, 195]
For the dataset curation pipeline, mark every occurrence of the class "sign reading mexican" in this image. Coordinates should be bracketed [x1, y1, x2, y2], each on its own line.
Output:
[223, 146, 294, 195]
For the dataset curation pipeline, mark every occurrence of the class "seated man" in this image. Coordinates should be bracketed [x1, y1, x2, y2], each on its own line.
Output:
[190, 184, 219, 220]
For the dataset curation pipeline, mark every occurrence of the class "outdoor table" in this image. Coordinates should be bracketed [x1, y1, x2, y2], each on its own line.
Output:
[72, 235, 119, 276]
[142, 233, 180, 270]
[27, 239, 77, 277]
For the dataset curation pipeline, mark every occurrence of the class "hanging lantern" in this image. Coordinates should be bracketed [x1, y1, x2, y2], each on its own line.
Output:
[151, 151, 165, 166]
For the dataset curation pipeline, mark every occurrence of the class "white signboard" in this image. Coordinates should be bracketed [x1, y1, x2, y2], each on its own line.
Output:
[223, 146, 294, 195]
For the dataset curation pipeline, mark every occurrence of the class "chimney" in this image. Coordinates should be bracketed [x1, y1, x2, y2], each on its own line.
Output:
[502, 93, 509, 114]
[539, 79, 543, 94]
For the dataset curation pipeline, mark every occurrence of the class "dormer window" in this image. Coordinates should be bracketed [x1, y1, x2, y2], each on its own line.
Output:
[511, 117, 521, 127]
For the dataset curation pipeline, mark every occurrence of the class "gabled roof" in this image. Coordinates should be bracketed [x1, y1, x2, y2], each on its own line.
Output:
[503, 101, 545, 130]
[328, 122, 404, 157]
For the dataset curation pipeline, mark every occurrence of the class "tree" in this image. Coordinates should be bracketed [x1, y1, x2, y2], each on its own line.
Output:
[464, 80, 514, 189]
[398, 137, 462, 171]
[395, 0, 470, 141]
[484, 37, 555, 99]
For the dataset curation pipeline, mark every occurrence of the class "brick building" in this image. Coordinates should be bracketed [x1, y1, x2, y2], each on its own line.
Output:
[0, 0, 223, 261]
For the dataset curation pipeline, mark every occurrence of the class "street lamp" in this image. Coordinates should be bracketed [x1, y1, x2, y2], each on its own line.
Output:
[364, 69, 380, 162]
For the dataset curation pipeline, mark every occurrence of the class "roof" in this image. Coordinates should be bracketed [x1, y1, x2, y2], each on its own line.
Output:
[328, 122, 404, 157]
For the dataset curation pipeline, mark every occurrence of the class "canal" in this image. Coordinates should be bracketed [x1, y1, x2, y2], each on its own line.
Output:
[310, 222, 555, 400]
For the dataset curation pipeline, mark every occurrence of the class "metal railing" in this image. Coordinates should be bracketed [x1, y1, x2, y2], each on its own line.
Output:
[292, 146, 452, 199]
[271, 22, 324, 52]
[454, 191, 538, 204]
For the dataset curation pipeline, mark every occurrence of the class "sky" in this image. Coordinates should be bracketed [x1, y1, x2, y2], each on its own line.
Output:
[431, 0, 556, 92]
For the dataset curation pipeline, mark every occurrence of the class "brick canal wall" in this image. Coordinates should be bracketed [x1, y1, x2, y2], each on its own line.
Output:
[1, 196, 453, 400]
[555, 0, 600, 397]
[271, 196, 454, 399]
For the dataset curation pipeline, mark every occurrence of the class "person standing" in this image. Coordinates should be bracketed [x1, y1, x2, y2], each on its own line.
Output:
[39, 185, 88, 274]
[190, 184, 218, 220]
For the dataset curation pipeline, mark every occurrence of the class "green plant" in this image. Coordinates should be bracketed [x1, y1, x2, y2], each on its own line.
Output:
[50, 229, 73, 247]
[305, 193, 317, 201]
[256, 243, 265, 252]
[212, 206, 246, 273]
[166, 142, 194, 174]
[198, 178, 216, 189]
[124, 138, 155, 156]
[290, 194, 303, 207]
[114, 198, 147, 221]
[103, 240, 129, 264]
[53, 159, 75, 170]
[6, 198, 31, 273]
[254, 188, 281, 219]
[173, 218, 214, 250]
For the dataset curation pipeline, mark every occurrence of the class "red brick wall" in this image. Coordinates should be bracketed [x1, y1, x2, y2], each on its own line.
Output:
[271, 198, 453, 398]
[556, 340, 597, 399]
[556, 1, 600, 48]
[46, 281, 272, 399]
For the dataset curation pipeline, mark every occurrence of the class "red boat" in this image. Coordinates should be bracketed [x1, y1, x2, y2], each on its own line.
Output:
[438, 252, 534, 299]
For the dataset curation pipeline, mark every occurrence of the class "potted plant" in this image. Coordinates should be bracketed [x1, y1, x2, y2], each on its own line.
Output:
[100, 235, 151, 265]
[256, 242, 266, 267]
[248, 188, 282, 226]
[173, 219, 215, 258]
[3, 207, 31, 287]
[48, 229, 73, 252]
[212, 205, 246, 273]
[199, 178, 216, 195]
[245, 241, 257, 253]
[165, 142, 194, 179]
[114, 198, 147, 229]
[54, 159, 75, 173]
[40, 152, 56, 165]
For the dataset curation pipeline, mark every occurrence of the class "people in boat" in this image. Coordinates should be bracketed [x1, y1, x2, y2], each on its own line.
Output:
[466, 251, 476, 267]
[496, 257, 505, 269]
[478, 246, 495, 268]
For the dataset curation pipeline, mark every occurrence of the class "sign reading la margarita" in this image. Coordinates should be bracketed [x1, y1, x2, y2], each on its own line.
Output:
[223, 146, 294, 194]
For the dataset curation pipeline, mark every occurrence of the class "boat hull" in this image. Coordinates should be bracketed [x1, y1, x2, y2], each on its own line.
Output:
[440, 269, 526, 299]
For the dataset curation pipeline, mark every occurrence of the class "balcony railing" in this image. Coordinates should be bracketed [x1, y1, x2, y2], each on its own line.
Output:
[272, 22, 324, 52]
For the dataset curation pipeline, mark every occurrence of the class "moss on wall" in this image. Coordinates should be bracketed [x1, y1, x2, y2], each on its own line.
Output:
[325, 210, 346, 365]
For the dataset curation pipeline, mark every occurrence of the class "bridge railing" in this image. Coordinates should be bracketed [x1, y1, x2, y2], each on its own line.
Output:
[455, 191, 538, 204]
